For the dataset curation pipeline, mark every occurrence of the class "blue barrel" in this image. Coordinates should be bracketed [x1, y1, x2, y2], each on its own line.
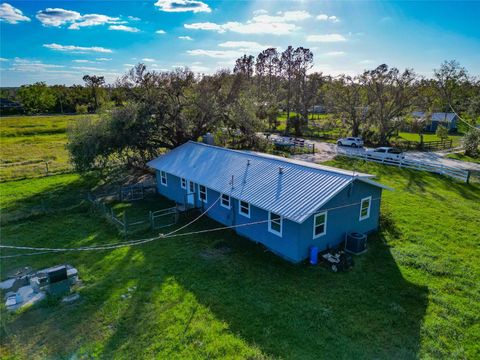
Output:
[310, 246, 318, 265]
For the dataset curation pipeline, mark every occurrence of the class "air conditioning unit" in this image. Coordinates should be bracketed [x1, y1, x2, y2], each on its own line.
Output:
[345, 232, 367, 254]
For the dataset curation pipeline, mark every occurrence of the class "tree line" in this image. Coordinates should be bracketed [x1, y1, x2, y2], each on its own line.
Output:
[1, 46, 479, 168]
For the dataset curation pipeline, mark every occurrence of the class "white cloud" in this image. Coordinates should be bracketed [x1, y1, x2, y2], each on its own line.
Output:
[109, 25, 140, 32]
[72, 66, 106, 71]
[0, 57, 8, 62]
[128, 16, 140, 21]
[124, 63, 135, 67]
[69, 14, 122, 30]
[9, 58, 64, 72]
[306, 34, 347, 42]
[252, 10, 311, 23]
[142, 58, 156, 62]
[43, 43, 113, 53]
[156, 29, 166, 34]
[154, 0, 211, 13]
[96, 58, 112, 61]
[324, 51, 346, 56]
[316, 14, 340, 23]
[178, 36, 193, 40]
[73, 59, 97, 63]
[0, 3, 30, 24]
[185, 21, 298, 35]
[218, 41, 272, 52]
[184, 10, 307, 35]
[36, 7, 123, 29]
[252, 9, 268, 16]
[36, 8, 80, 26]
[187, 49, 243, 59]
[359, 59, 373, 64]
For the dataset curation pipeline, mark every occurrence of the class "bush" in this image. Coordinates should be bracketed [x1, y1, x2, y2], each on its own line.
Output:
[463, 129, 480, 157]
[75, 104, 89, 114]
[436, 125, 449, 141]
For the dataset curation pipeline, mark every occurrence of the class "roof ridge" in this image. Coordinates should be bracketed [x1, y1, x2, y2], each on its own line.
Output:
[186, 141, 373, 178]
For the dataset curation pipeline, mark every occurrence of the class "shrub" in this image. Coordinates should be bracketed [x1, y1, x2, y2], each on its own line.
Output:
[463, 129, 480, 157]
[75, 104, 89, 114]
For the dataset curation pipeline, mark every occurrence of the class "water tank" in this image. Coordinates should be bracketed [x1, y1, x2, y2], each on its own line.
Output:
[345, 232, 367, 254]
[202, 133, 215, 145]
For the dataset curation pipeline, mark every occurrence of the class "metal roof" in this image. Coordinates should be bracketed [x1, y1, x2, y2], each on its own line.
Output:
[147, 141, 387, 223]
[412, 112, 457, 122]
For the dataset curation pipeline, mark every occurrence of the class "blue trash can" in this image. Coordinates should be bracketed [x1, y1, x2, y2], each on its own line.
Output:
[310, 246, 318, 265]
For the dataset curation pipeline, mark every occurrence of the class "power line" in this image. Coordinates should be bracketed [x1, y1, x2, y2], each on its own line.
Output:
[0, 196, 382, 258]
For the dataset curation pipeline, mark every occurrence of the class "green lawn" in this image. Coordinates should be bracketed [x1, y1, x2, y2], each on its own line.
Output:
[397, 132, 463, 146]
[446, 153, 480, 164]
[0, 115, 97, 181]
[1, 161, 479, 359]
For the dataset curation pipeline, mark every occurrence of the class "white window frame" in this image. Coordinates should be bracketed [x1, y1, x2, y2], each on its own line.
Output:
[313, 211, 327, 239]
[239, 200, 250, 218]
[268, 212, 282, 237]
[181, 178, 186, 189]
[160, 171, 167, 186]
[198, 184, 207, 203]
[221, 194, 231, 209]
[359, 196, 372, 221]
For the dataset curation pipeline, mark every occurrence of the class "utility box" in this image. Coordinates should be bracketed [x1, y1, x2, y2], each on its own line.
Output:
[202, 133, 214, 145]
[345, 232, 367, 254]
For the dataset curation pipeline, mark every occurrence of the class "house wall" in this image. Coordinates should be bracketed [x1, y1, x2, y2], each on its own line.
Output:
[155, 170, 382, 263]
[295, 180, 382, 261]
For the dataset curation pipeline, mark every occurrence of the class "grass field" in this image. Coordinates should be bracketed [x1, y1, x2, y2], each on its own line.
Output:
[446, 153, 480, 164]
[397, 132, 463, 146]
[0, 115, 97, 181]
[1, 158, 479, 359]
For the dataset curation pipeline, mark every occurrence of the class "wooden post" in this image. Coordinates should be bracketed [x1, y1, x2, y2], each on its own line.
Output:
[466, 171, 471, 184]
[312, 143, 315, 154]
[44, 161, 49, 175]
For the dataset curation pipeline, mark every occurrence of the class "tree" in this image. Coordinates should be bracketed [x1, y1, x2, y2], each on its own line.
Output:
[16, 82, 56, 114]
[233, 55, 255, 78]
[360, 64, 418, 144]
[83, 75, 106, 112]
[255, 48, 281, 129]
[436, 125, 449, 141]
[324, 75, 366, 137]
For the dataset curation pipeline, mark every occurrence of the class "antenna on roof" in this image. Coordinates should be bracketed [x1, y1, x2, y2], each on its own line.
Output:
[230, 175, 234, 189]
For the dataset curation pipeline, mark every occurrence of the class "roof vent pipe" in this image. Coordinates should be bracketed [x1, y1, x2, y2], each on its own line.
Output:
[247, 160, 250, 166]
[279, 167, 284, 174]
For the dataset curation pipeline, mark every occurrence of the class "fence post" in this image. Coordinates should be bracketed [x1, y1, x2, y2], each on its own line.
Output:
[466, 171, 470, 184]
[312, 143, 315, 154]
[123, 213, 127, 238]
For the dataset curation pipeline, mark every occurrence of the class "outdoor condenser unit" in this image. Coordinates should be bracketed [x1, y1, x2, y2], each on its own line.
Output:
[345, 232, 367, 255]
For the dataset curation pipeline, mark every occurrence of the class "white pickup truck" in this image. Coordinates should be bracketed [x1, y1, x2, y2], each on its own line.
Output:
[366, 147, 405, 161]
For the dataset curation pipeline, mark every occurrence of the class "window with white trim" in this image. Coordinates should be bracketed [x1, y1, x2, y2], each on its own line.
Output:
[181, 178, 186, 189]
[313, 212, 327, 238]
[239, 200, 250, 218]
[198, 185, 207, 203]
[268, 212, 282, 236]
[359, 196, 371, 221]
[160, 171, 167, 186]
[221, 194, 231, 209]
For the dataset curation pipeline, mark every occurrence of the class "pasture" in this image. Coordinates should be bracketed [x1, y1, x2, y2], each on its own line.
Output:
[0, 115, 97, 181]
[1, 159, 479, 359]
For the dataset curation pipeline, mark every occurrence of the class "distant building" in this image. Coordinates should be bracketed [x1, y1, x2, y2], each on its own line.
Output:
[309, 104, 326, 114]
[148, 141, 390, 263]
[0, 98, 23, 115]
[412, 112, 458, 132]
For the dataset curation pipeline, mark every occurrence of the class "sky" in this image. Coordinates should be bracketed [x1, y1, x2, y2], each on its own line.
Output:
[0, 0, 479, 87]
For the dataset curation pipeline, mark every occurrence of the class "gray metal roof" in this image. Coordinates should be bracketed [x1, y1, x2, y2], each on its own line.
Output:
[412, 112, 457, 122]
[147, 141, 387, 223]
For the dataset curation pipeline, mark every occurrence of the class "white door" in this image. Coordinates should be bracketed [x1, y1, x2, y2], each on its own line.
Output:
[187, 181, 195, 206]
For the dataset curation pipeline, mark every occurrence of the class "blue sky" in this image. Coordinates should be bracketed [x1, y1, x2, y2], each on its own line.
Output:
[1, 0, 479, 86]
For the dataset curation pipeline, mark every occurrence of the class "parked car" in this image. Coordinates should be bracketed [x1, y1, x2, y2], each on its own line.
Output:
[337, 137, 364, 147]
[366, 147, 405, 161]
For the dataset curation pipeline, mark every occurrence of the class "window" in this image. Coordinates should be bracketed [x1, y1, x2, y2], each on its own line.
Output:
[188, 181, 195, 193]
[221, 194, 231, 209]
[160, 171, 167, 186]
[313, 212, 327, 238]
[181, 178, 186, 189]
[268, 212, 282, 236]
[239, 200, 250, 218]
[359, 196, 371, 221]
[198, 185, 207, 203]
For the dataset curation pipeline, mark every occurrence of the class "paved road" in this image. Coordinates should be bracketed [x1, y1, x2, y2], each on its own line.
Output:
[292, 139, 480, 171]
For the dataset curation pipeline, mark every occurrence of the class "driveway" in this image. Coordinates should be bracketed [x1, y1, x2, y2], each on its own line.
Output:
[292, 138, 480, 171]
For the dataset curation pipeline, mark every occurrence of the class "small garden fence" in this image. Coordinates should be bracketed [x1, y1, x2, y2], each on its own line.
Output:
[267, 135, 316, 155]
[87, 180, 180, 236]
[336, 148, 471, 183]
[391, 139, 454, 151]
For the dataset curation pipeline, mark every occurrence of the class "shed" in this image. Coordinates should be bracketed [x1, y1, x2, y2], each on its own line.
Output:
[147, 142, 390, 263]
[412, 111, 458, 132]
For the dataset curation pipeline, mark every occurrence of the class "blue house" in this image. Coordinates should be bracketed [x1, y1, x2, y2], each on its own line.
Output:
[412, 112, 458, 132]
[147, 141, 390, 263]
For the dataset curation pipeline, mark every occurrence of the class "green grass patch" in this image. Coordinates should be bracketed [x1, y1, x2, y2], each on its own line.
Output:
[1, 161, 479, 359]
[446, 153, 480, 164]
[397, 132, 463, 146]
